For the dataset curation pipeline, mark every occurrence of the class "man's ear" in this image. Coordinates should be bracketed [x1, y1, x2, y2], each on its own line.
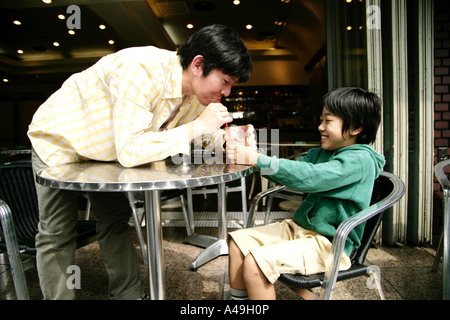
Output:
[191, 55, 204, 76]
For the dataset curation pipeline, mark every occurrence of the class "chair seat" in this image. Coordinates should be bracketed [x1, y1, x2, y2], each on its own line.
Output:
[278, 263, 369, 289]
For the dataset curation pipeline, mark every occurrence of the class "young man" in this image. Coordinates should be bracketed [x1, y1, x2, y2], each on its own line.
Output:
[28, 24, 252, 299]
[226, 87, 385, 300]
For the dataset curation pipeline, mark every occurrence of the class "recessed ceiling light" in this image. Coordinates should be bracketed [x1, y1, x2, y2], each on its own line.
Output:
[58, 14, 66, 20]
[13, 20, 22, 26]
[68, 30, 76, 35]
[42, 0, 53, 4]
[233, 0, 240, 5]
[99, 24, 106, 30]
[108, 40, 115, 45]
[53, 42, 60, 47]
[186, 24, 194, 29]
[3, 79, 9, 83]
[346, 26, 352, 31]
[17, 49, 24, 54]
[246, 24, 253, 30]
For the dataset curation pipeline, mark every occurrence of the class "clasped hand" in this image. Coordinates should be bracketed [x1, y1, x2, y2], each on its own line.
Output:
[225, 125, 259, 165]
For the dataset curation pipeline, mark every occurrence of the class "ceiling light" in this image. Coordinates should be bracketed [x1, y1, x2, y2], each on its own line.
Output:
[108, 40, 115, 45]
[346, 26, 352, 30]
[68, 30, 76, 35]
[233, 0, 240, 5]
[246, 24, 253, 30]
[58, 14, 66, 20]
[13, 20, 22, 26]
[99, 24, 106, 30]
[53, 42, 60, 47]
[3, 79, 9, 83]
[42, 0, 53, 4]
[17, 50, 24, 54]
[186, 24, 194, 29]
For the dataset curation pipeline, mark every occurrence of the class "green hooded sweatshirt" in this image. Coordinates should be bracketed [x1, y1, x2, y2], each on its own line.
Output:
[256, 144, 386, 256]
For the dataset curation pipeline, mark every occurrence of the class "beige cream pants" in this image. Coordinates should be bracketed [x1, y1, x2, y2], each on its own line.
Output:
[229, 219, 351, 284]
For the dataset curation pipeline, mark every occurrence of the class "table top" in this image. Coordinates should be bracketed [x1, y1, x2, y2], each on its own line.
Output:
[36, 158, 253, 192]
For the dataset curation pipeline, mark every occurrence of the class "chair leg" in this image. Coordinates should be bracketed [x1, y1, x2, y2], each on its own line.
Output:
[185, 188, 196, 235]
[366, 265, 385, 300]
[127, 192, 148, 265]
[240, 177, 248, 225]
[84, 198, 91, 220]
[0, 201, 30, 300]
[264, 195, 274, 226]
[432, 231, 444, 272]
[180, 195, 194, 236]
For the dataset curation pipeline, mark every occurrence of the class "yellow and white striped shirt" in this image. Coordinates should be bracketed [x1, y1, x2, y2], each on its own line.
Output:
[28, 46, 221, 167]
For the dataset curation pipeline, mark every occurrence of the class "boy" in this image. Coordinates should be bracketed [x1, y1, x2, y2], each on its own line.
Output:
[226, 87, 385, 300]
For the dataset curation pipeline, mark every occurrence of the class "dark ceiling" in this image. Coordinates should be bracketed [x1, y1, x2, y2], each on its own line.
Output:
[0, 0, 326, 89]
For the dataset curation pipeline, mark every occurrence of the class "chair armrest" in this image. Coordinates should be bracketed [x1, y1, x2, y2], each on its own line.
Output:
[0, 200, 29, 299]
[435, 159, 450, 191]
[245, 185, 287, 228]
[320, 171, 405, 299]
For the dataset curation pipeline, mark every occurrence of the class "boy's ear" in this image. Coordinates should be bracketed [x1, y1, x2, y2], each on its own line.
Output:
[350, 126, 363, 137]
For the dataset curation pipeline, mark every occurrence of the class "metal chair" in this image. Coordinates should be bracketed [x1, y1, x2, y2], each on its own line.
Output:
[246, 171, 406, 300]
[185, 177, 248, 231]
[432, 159, 450, 300]
[0, 160, 97, 300]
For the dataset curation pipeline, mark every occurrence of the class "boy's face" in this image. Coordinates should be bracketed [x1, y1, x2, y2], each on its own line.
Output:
[318, 106, 359, 151]
[192, 66, 238, 106]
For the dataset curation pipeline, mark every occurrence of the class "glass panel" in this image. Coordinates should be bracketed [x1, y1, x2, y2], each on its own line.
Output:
[326, 0, 368, 89]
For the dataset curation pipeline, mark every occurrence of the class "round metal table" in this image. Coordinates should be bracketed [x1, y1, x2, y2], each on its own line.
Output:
[36, 158, 253, 300]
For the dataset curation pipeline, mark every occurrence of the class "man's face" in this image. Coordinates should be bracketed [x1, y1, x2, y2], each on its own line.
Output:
[193, 68, 238, 106]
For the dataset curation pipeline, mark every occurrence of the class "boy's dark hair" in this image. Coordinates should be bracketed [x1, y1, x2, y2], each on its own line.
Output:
[177, 24, 252, 83]
[322, 87, 382, 145]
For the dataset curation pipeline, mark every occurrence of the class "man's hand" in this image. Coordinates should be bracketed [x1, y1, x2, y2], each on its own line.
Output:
[195, 103, 232, 135]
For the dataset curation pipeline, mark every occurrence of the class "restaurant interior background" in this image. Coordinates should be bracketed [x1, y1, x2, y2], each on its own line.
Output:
[0, 0, 448, 249]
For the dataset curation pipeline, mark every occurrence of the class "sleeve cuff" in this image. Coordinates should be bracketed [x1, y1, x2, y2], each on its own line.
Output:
[257, 153, 280, 175]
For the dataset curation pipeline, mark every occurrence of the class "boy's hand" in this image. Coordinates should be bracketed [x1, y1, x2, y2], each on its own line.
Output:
[226, 140, 259, 165]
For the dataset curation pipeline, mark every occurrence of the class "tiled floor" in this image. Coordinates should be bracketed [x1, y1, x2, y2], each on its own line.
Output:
[0, 216, 444, 300]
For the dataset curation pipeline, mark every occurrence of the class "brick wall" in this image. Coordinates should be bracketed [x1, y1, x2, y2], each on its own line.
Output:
[433, 0, 450, 240]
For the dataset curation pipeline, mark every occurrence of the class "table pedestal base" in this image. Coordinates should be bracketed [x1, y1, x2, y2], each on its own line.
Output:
[184, 183, 229, 270]
[185, 235, 228, 270]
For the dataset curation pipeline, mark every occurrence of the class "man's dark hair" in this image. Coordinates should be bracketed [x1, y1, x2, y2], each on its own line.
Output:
[322, 87, 382, 145]
[177, 24, 252, 83]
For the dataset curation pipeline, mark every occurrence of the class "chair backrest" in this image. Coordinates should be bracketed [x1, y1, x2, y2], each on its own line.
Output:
[350, 172, 394, 265]
[0, 160, 39, 248]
